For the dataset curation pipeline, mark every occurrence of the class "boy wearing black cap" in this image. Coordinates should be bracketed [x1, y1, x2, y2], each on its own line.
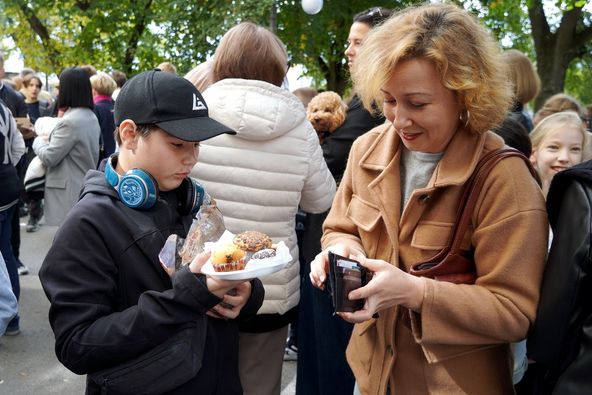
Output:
[39, 70, 264, 394]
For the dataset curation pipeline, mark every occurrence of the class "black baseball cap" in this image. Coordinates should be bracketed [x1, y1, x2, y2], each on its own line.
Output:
[114, 69, 235, 141]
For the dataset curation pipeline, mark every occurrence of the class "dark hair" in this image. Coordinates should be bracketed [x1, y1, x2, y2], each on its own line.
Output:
[57, 67, 94, 110]
[493, 116, 532, 157]
[114, 123, 155, 146]
[20, 67, 35, 78]
[80, 64, 97, 77]
[353, 6, 393, 27]
[111, 70, 127, 88]
[23, 74, 42, 89]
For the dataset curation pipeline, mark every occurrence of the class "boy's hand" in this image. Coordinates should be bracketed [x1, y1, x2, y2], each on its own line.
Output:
[188, 250, 211, 274]
[189, 250, 246, 297]
[204, 276, 247, 299]
[208, 281, 252, 319]
[189, 250, 253, 315]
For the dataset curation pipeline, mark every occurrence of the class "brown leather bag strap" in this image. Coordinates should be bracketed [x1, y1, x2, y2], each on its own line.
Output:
[446, 148, 537, 254]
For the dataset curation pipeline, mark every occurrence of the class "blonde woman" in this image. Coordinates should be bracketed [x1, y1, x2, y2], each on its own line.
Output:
[503, 49, 540, 132]
[310, 3, 548, 393]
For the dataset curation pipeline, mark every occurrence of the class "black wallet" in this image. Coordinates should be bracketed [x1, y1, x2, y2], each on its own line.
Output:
[327, 251, 369, 313]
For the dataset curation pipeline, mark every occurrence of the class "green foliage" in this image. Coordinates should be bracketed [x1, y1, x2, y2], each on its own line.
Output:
[275, 0, 415, 93]
[565, 56, 592, 106]
[470, 0, 592, 108]
[1, 0, 590, 103]
[471, 0, 534, 53]
[0, 0, 275, 76]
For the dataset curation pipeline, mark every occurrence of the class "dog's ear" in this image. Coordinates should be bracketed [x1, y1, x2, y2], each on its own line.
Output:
[306, 100, 315, 120]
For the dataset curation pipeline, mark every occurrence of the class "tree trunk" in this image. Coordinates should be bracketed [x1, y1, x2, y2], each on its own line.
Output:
[529, 1, 592, 110]
[324, 61, 347, 95]
[123, 0, 154, 75]
[17, 3, 61, 72]
[269, 1, 277, 34]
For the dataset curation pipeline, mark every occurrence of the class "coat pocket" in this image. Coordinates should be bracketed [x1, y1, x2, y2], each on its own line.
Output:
[420, 342, 499, 364]
[88, 323, 205, 395]
[346, 195, 381, 232]
[348, 319, 378, 375]
[346, 195, 383, 257]
[411, 221, 472, 252]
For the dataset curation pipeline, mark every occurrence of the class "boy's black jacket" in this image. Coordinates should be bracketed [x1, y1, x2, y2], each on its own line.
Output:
[39, 170, 264, 394]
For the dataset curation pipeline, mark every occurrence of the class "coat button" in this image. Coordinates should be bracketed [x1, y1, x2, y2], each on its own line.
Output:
[387, 345, 394, 356]
[418, 194, 430, 204]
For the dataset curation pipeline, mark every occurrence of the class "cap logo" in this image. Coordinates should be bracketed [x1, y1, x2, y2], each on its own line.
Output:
[192, 93, 207, 111]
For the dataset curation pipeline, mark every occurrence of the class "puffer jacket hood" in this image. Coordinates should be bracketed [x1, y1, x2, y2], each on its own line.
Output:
[203, 79, 306, 142]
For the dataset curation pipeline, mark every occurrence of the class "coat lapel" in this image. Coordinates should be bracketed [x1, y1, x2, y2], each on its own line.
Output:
[360, 125, 497, 253]
[360, 126, 402, 263]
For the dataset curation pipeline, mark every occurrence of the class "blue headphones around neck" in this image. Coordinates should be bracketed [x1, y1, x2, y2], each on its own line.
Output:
[104, 154, 205, 215]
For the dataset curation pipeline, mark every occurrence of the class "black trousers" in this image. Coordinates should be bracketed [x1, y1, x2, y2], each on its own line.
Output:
[296, 211, 355, 395]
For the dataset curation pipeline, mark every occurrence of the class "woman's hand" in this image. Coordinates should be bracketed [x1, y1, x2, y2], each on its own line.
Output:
[309, 243, 366, 289]
[208, 281, 252, 320]
[338, 257, 426, 323]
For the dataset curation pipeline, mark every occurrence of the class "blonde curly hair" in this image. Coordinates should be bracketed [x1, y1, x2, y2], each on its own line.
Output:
[352, 3, 512, 135]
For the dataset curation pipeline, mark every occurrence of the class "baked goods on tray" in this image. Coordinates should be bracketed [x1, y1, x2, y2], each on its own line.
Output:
[233, 231, 273, 252]
[210, 231, 276, 272]
[251, 248, 276, 260]
[211, 243, 246, 272]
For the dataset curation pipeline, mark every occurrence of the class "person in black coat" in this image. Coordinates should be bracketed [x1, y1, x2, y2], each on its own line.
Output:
[296, 6, 391, 395]
[22, 74, 52, 124]
[90, 71, 118, 163]
[527, 160, 592, 394]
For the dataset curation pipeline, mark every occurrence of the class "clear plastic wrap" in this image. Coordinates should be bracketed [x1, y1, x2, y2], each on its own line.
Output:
[158, 194, 226, 275]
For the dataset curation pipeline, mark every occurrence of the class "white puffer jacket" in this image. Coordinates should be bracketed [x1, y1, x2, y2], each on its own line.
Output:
[191, 79, 336, 315]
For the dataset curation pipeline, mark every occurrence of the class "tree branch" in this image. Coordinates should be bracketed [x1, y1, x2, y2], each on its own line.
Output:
[16, 1, 60, 70]
[556, 6, 582, 54]
[528, 0, 552, 49]
[75, 0, 92, 11]
[573, 9, 592, 50]
[124, 0, 154, 74]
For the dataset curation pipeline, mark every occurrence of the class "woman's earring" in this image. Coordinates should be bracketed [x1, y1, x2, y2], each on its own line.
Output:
[460, 110, 470, 127]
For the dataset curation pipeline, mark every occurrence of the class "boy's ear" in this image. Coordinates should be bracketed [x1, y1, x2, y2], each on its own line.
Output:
[119, 120, 139, 150]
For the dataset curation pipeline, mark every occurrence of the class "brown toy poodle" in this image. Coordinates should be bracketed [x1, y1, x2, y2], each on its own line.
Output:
[306, 91, 347, 143]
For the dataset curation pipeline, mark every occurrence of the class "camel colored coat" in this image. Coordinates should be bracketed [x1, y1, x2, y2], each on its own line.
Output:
[322, 124, 548, 394]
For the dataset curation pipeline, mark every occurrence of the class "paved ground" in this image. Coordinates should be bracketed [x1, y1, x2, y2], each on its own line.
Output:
[0, 217, 296, 394]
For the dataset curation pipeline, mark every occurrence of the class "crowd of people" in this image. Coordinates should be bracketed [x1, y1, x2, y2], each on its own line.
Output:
[1, 2, 592, 394]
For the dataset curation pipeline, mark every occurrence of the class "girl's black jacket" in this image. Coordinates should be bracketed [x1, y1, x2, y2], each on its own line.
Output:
[528, 160, 592, 394]
[39, 169, 264, 395]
